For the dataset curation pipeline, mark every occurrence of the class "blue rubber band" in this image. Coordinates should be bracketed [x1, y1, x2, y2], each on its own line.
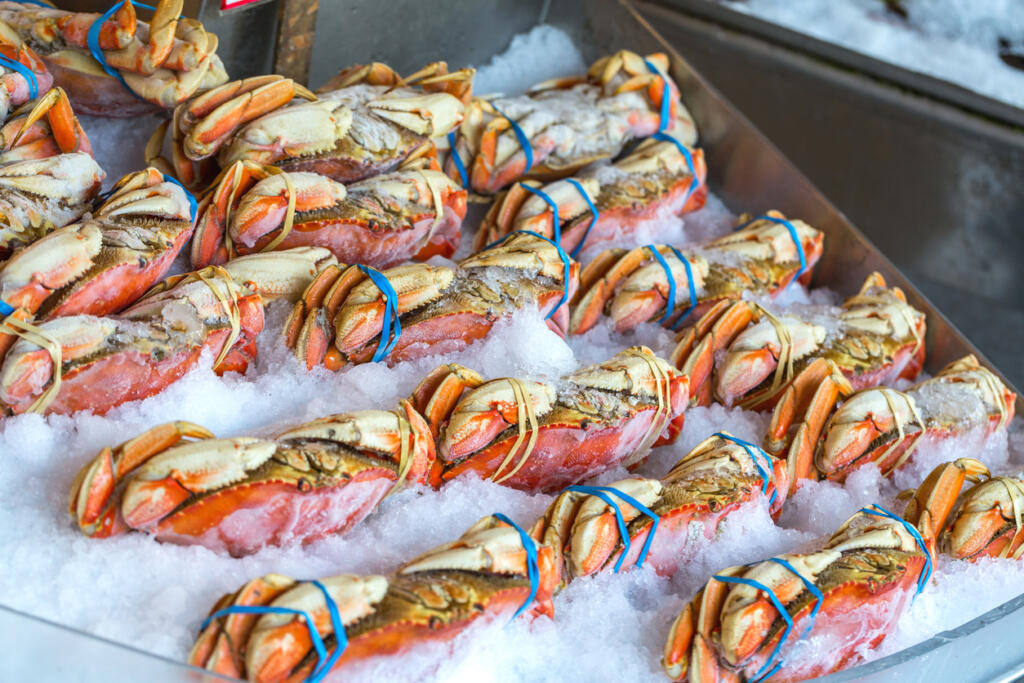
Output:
[767, 557, 823, 638]
[490, 102, 533, 174]
[87, 0, 161, 103]
[0, 299, 14, 316]
[357, 265, 402, 363]
[520, 184, 560, 244]
[650, 131, 700, 207]
[491, 513, 539, 621]
[565, 178, 599, 259]
[0, 55, 37, 101]
[199, 578, 345, 683]
[482, 229, 572, 321]
[5, 0, 55, 6]
[447, 131, 469, 188]
[566, 484, 660, 572]
[644, 59, 671, 134]
[644, 245, 698, 330]
[712, 432, 778, 506]
[859, 503, 932, 597]
[712, 573, 793, 681]
[161, 173, 197, 222]
[734, 215, 807, 289]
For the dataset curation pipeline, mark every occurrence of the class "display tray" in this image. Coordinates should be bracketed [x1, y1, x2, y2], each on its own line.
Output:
[4, 0, 1023, 680]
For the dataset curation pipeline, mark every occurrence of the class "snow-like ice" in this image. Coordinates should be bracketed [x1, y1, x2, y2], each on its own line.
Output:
[715, 0, 1024, 110]
[2, 21, 1023, 683]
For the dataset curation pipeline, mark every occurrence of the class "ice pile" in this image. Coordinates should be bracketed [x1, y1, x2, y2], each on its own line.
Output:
[716, 0, 1024, 109]
[2, 22, 1024, 683]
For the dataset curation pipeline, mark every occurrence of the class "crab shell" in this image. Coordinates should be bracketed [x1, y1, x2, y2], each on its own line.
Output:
[189, 515, 560, 682]
[194, 167, 467, 269]
[0, 152, 103, 256]
[449, 50, 697, 194]
[431, 346, 689, 491]
[0, 247, 336, 416]
[814, 355, 1016, 483]
[284, 231, 580, 371]
[474, 139, 708, 254]
[663, 458, 988, 682]
[69, 402, 436, 556]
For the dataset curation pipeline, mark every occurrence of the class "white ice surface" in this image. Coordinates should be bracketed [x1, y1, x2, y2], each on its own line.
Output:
[3, 22, 1024, 683]
[716, 0, 1024, 109]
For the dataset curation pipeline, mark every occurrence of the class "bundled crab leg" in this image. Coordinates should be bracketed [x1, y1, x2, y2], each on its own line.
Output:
[0, 85, 91, 164]
[284, 230, 579, 371]
[662, 458, 988, 682]
[671, 272, 926, 410]
[0, 0, 228, 115]
[447, 50, 697, 195]
[158, 61, 473, 190]
[0, 19, 54, 120]
[0, 151, 103, 255]
[571, 212, 823, 336]
[767, 355, 1016, 493]
[942, 470, 1024, 561]
[188, 514, 559, 681]
[69, 398, 436, 556]
[189, 162, 467, 269]
[532, 432, 787, 586]
[473, 138, 707, 254]
[0, 166, 195, 349]
[0, 247, 336, 415]
[415, 345, 688, 491]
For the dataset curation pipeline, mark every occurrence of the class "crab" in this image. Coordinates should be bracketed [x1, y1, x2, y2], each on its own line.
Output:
[283, 230, 580, 371]
[154, 61, 473, 190]
[417, 346, 689, 491]
[662, 458, 989, 682]
[570, 211, 824, 336]
[671, 272, 926, 411]
[188, 162, 467, 269]
[531, 432, 788, 585]
[0, 151, 103, 256]
[0, 247, 336, 415]
[446, 50, 697, 195]
[473, 138, 707, 254]
[69, 400, 435, 556]
[0, 0, 228, 116]
[767, 355, 1016, 493]
[188, 514, 560, 681]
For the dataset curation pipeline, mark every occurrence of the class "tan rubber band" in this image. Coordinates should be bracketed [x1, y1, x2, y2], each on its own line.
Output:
[1, 313, 62, 414]
[491, 377, 540, 484]
[877, 388, 925, 474]
[261, 169, 297, 252]
[626, 348, 671, 456]
[192, 266, 243, 368]
[386, 412, 413, 496]
[738, 305, 794, 410]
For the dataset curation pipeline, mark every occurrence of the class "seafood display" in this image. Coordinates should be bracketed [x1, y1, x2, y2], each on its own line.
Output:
[0, 0, 228, 115]
[447, 50, 697, 194]
[69, 346, 685, 555]
[0, 29, 1019, 683]
[189, 163, 467, 269]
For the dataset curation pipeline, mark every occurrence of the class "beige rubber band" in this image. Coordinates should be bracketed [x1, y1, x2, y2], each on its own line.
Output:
[386, 412, 413, 497]
[192, 266, 243, 368]
[261, 169, 297, 253]
[626, 348, 671, 456]
[491, 377, 540, 484]
[877, 388, 926, 474]
[1, 313, 62, 414]
[738, 305, 794, 410]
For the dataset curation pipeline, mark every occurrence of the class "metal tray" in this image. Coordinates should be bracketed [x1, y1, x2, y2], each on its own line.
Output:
[6, 0, 1024, 679]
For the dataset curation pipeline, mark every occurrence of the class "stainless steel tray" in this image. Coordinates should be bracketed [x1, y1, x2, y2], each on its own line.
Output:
[6, 0, 1023, 679]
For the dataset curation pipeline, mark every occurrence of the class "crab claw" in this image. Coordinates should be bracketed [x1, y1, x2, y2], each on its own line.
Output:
[244, 574, 389, 683]
[409, 362, 485, 438]
[943, 476, 1024, 560]
[119, 437, 277, 530]
[68, 421, 215, 537]
[441, 378, 556, 461]
[367, 91, 465, 137]
[903, 457, 990, 546]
